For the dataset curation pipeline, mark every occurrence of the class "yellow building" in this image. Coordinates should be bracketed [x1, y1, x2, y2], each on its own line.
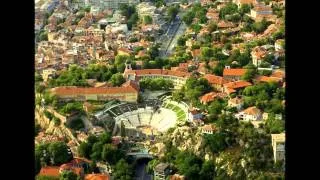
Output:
[123, 68, 191, 90]
[271, 133, 285, 163]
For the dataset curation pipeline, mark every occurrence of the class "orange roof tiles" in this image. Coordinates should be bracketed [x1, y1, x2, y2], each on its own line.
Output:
[85, 174, 110, 180]
[270, 70, 285, 79]
[38, 166, 60, 177]
[51, 82, 139, 96]
[125, 69, 191, 78]
[200, 92, 228, 103]
[223, 68, 247, 76]
[226, 88, 237, 94]
[200, 92, 218, 103]
[224, 80, 252, 89]
[242, 106, 262, 116]
[255, 76, 282, 83]
[204, 74, 229, 85]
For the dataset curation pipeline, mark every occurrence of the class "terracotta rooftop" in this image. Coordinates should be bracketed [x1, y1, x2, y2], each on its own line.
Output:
[200, 92, 218, 103]
[255, 76, 282, 83]
[85, 174, 110, 180]
[38, 166, 60, 177]
[204, 74, 229, 85]
[242, 106, 262, 116]
[270, 70, 285, 79]
[224, 80, 252, 89]
[223, 68, 247, 76]
[124, 69, 191, 78]
[51, 81, 139, 96]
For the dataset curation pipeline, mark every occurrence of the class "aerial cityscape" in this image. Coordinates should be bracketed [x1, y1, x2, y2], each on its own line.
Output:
[35, 0, 285, 179]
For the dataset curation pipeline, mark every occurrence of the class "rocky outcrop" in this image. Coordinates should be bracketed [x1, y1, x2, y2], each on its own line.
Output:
[35, 106, 78, 145]
[148, 126, 212, 159]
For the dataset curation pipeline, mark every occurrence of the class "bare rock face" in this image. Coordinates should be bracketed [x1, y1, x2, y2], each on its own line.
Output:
[35, 106, 72, 140]
[165, 126, 206, 156]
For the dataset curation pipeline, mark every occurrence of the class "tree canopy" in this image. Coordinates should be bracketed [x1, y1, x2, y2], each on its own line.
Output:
[139, 78, 174, 91]
[110, 73, 126, 87]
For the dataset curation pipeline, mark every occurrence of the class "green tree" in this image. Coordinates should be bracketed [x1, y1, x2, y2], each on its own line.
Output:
[265, 114, 285, 133]
[167, 5, 179, 22]
[219, 3, 238, 19]
[110, 73, 126, 87]
[99, 132, 112, 144]
[147, 44, 160, 59]
[239, 4, 251, 15]
[39, 31, 48, 41]
[200, 161, 215, 180]
[113, 159, 133, 180]
[36, 175, 59, 180]
[53, 117, 61, 126]
[201, 47, 214, 60]
[78, 142, 91, 158]
[143, 15, 153, 24]
[242, 69, 257, 81]
[177, 36, 186, 46]
[59, 170, 79, 180]
[252, 18, 270, 33]
[208, 21, 218, 32]
[101, 144, 118, 164]
[182, 11, 195, 25]
[175, 151, 203, 179]
[90, 142, 104, 161]
[48, 142, 73, 165]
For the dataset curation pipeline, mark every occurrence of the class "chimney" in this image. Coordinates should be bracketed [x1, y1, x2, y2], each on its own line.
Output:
[225, 65, 230, 69]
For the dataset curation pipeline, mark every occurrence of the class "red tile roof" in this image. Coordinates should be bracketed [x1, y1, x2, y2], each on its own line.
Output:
[200, 92, 217, 103]
[255, 76, 282, 83]
[242, 106, 262, 116]
[51, 82, 139, 96]
[270, 70, 285, 79]
[204, 74, 229, 85]
[85, 174, 110, 180]
[224, 80, 252, 89]
[223, 68, 247, 76]
[38, 166, 60, 177]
